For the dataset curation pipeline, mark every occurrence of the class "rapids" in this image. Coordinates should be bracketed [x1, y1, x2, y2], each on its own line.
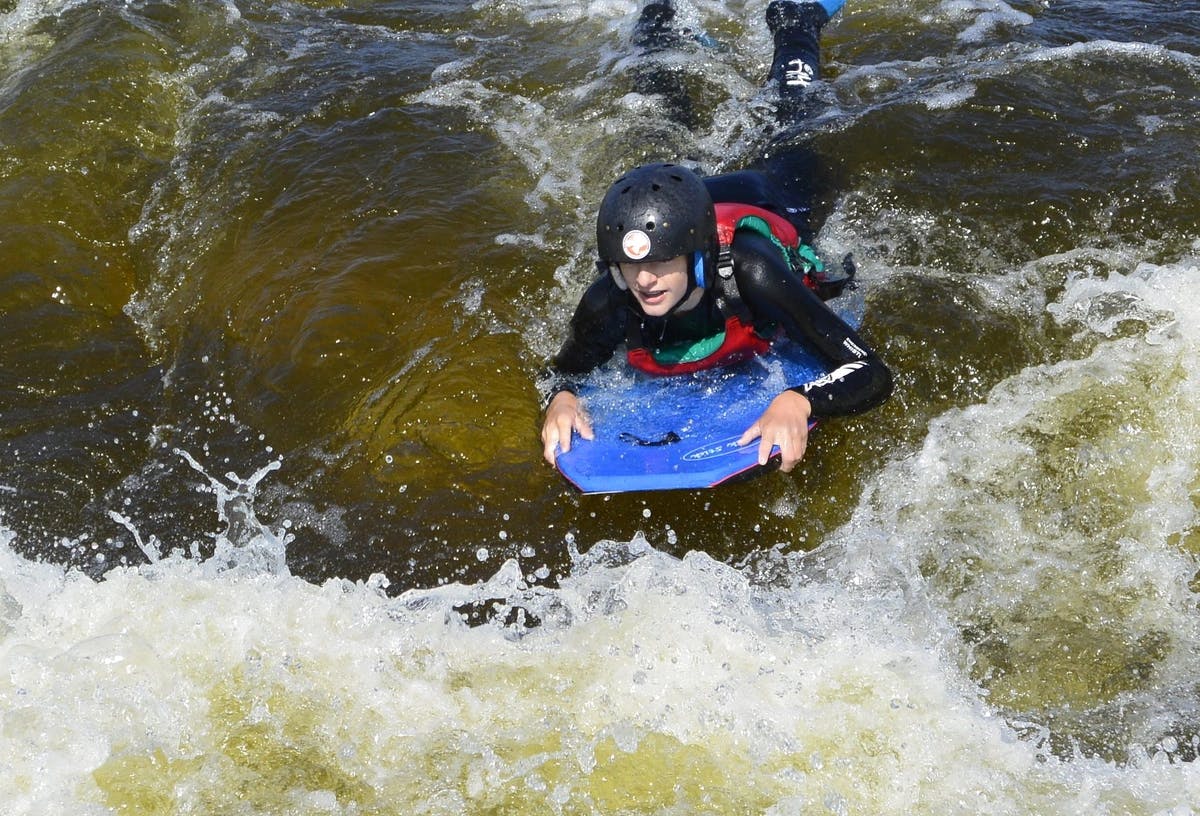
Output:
[2, 0, 1199, 812]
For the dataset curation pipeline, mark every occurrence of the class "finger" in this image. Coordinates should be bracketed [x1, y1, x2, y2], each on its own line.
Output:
[757, 432, 775, 466]
[542, 429, 561, 465]
[576, 412, 594, 441]
[737, 421, 761, 448]
[778, 440, 797, 472]
[543, 417, 572, 463]
[778, 435, 808, 473]
[556, 419, 573, 456]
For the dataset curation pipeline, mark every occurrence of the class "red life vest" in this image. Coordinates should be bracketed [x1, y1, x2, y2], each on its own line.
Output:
[713, 202, 801, 258]
[626, 314, 772, 376]
[625, 202, 805, 377]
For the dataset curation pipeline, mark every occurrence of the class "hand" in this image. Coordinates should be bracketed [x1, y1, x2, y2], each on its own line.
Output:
[541, 391, 594, 465]
[737, 390, 813, 473]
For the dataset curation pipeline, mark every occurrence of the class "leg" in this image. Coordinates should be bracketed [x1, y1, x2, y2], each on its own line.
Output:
[766, 0, 844, 121]
[630, 1, 698, 128]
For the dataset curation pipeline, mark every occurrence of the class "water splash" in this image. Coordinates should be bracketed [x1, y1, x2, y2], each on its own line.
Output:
[2, 526, 1198, 814]
[175, 449, 290, 576]
[105, 449, 290, 576]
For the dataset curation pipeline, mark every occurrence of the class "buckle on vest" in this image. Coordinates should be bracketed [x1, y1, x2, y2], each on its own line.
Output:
[716, 248, 734, 279]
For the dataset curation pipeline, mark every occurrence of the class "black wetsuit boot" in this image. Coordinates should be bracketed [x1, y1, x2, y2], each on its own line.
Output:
[766, 1, 830, 120]
[634, 1, 681, 51]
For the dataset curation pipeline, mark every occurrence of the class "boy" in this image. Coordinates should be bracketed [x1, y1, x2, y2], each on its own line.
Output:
[541, 1, 892, 472]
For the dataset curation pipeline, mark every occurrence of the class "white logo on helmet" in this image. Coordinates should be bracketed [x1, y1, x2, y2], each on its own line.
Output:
[622, 229, 652, 260]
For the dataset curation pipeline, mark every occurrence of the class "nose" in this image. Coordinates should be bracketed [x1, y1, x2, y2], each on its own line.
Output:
[634, 265, 659, 286]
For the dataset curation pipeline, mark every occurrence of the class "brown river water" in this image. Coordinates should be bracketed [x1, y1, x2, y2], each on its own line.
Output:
[1, 0, 1200, 811]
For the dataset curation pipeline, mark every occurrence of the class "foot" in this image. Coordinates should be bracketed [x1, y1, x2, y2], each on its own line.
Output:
[766, 0, 839, 37]
[634, 2, 681, 52]
[766, 0, 832, 103]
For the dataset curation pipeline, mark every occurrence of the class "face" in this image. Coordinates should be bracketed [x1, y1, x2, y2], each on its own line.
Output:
[618, 255, 691, 316]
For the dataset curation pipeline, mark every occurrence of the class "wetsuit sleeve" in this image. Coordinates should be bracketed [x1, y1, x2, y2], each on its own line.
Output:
[730, 230, 893, 418]
[542, 271, 629, 400]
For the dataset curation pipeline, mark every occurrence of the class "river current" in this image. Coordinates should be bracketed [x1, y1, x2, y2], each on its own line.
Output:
[2, 0, 1199, 812]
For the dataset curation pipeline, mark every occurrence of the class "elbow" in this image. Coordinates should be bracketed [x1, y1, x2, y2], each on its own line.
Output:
[867, 358, 895, 410]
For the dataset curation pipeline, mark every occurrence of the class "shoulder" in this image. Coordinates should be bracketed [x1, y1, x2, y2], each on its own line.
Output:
[570, 268, 630, 324]
[729, 229, 790, 273]
[727, 231, 824, 313]
[578, 267, 624, 305]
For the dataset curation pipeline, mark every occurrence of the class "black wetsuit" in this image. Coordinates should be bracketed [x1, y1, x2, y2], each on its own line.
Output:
[548, 170, 893, 418]
[546, 2, 893, 419]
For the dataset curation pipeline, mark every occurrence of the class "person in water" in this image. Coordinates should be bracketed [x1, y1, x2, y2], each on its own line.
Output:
[540, 0, 893, 472]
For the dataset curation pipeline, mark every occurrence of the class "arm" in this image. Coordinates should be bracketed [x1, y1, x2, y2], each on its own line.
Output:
[732, 230, 893, 415]
[546, 270, 628, 384]
[731, 230, 894, 470]
[540, 272, 628, 464]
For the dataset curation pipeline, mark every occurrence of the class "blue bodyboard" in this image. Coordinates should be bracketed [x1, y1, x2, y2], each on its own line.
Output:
[554, 339, 839, 494]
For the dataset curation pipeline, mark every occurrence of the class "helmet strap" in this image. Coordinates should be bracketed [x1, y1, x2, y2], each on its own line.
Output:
[660, 251, 708, 318]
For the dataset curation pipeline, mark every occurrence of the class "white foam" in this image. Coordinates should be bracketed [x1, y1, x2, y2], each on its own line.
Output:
[938, 0, 1034, 44]
[0, 0, 74, 44]
[472, 0, 638, 25]
[826, 250, 1200, 750]
[1020, 38, 1200, 73]
[2, 523, 1198, 813]
[921, 80, 977, 109]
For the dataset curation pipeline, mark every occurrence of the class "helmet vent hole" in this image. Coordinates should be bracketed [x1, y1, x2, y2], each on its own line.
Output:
[645, 222, 655, 231]
[651, 183, 661, 191]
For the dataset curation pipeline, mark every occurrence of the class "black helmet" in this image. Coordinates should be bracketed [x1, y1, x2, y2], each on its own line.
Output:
[596, 163, 718, 289]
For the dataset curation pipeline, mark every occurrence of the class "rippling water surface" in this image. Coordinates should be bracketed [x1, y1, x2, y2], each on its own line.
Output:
[2, 0, 1200, 812]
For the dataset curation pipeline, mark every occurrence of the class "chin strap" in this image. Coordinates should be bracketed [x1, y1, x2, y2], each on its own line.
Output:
[660, 251, 707, 318]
